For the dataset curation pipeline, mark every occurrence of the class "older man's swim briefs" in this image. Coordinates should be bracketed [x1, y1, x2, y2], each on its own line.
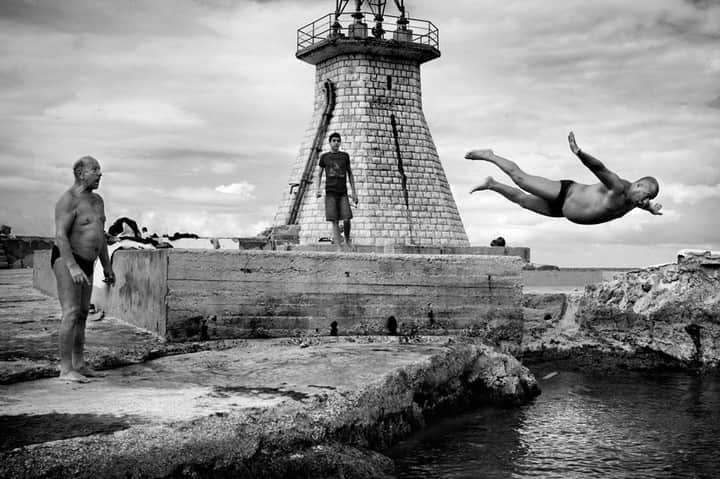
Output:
[51, 245, 95, 277]
[549, 180, 575, 216]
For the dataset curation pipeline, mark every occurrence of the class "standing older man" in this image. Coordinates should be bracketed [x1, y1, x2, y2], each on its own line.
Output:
[52, 156, 114, 382]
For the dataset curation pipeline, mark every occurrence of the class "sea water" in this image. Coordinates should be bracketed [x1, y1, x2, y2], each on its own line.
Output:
[389, 366, 720, 478]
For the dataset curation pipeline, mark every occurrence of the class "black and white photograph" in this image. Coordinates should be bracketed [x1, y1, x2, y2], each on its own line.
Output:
[1, 0, 719, 477]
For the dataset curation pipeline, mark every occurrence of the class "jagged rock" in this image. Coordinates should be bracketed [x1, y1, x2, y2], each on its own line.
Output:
[522, 257, 720, 370]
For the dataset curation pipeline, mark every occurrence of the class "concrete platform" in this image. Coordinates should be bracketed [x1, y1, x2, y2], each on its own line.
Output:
[0, 338, 538, 478]
[0, 269, 539, 478]
[0, 270, 247, 384]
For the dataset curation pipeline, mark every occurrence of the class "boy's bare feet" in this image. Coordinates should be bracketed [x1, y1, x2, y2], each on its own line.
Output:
[59, 370, 90, 383]
[465, 149, 495, 161]
[76, 366, 105, 378]
[470, 176, 495, 194]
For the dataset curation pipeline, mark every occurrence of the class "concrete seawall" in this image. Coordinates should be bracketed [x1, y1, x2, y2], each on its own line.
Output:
[1, 236, 53, 269]
[294, 244, 531, 262]
[34, 249, 525, 347]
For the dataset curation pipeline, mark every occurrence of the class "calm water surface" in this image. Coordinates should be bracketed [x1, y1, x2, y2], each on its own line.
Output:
[389, 367, 720, 479]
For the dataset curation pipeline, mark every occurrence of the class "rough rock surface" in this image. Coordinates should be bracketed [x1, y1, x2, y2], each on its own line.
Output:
[522, 257, 720, 370]
[0, 339, 538, 479]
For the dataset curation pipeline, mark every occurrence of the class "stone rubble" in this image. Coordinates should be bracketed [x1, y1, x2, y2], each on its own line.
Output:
[522, 251, 720, 370]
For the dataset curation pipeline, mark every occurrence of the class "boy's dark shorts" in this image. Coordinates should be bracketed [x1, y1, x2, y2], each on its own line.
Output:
[325, 192, 353, 221]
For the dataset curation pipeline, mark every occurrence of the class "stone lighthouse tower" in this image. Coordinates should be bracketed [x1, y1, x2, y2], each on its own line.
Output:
[274, 0, 469, 247]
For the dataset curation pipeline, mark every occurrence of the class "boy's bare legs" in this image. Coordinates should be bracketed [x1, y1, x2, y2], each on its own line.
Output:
[331, 221, 343, 251]
[466, 149, 562, 201]
[471, 176, 555, 216]
[343, 220, 352, 249]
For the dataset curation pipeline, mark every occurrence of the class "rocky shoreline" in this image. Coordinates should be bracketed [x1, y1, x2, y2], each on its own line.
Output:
[521, 251, 720, 372]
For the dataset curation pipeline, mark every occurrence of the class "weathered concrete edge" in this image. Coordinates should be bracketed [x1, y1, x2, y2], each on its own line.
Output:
[0, 342, 539, 479]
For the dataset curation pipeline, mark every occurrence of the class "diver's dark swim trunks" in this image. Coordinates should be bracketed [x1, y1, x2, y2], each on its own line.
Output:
[51, 245, 95, 278]
[549, 180, 575, 216]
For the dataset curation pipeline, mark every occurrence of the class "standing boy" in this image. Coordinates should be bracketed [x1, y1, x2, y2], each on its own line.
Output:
[316, 132, 358, 249]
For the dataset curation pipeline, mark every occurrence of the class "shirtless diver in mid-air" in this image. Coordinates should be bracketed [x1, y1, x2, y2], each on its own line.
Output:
[466, 132, 661, 225]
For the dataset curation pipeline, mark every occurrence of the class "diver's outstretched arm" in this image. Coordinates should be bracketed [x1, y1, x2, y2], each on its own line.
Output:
[569, 131, 625, 192]
[637, 199, 663, 215]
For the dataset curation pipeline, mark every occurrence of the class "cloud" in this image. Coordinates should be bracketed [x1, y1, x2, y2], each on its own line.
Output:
[105, 183, 256, 207]
[1, 0, 719, 266]
[215, 182, 256, 199]
[0, 0, 217, 36]
[663, 182, 720, 205]
[167, 185, 255, 204]
[44, 99, 204, 128]
[684, 0, 720, 9]
[134, 210, 265, 237]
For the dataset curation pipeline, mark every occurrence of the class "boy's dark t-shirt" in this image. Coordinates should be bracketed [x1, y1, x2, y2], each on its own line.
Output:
[319, 151, 350, 194]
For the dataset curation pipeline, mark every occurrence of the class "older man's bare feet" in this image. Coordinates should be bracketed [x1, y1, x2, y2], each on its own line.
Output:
[470, 176, 495, 194]
[465, 149, 495, 161]
[59, 370, 90, 383]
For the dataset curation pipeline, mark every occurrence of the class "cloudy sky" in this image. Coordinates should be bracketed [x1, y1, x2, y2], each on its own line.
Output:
[1, 0, 718, 267]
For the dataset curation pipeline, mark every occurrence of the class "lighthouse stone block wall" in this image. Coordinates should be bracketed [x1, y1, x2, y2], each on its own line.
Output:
[275, 53, 469, 247]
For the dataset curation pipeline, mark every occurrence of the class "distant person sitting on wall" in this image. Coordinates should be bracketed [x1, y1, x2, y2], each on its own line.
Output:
[166, 232, 199, 241]
[108, 216, 141, 239]
[490, 236, 506, 247]
[467, 132, 662, 225]
[316, 132, 358, 250]
[108, 217, 163, 247]
[53, 155, 115, 383]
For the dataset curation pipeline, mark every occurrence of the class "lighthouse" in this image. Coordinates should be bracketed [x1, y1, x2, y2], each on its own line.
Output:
[274, 0, 469, 247]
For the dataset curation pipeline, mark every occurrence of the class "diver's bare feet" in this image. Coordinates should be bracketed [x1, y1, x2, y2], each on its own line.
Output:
[470, 177, 495, 194]
[465, 149, 495, 161]
[59, 370, 90, 383]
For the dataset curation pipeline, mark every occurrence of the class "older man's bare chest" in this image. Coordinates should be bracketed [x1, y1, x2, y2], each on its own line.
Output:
[72, 196, 105, 231]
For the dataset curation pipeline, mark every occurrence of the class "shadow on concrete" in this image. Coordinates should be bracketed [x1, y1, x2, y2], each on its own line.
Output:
[0, 413, 135, 452]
